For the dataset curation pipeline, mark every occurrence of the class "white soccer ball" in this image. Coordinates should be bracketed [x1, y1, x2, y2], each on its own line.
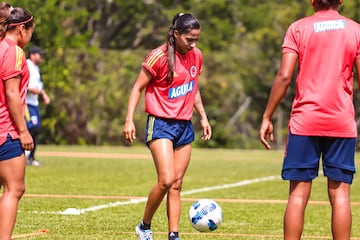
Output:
[189, 199, 223, 232]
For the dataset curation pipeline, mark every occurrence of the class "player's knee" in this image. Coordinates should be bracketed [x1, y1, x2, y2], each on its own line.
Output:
[158, 177, 176, 190]
[171, 179, 183, 191]
[4, 184, 25, 199]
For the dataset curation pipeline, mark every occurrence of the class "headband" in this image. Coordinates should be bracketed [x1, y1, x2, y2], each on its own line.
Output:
[8, 15, 33, 27]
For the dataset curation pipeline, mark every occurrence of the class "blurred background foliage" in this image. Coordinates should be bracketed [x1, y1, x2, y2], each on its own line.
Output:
[11, 0, 360, 149]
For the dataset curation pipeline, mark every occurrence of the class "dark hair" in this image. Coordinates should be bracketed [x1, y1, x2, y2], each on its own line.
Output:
[0, 2, 11, 38]
[0, 2, 33, 40]
[166, 13, 201, 83]
[28, 45, 45, 58]
[313, 0, 341, 10]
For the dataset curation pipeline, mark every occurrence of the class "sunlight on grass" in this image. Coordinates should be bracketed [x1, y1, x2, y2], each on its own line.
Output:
[12, 146, 360, 239]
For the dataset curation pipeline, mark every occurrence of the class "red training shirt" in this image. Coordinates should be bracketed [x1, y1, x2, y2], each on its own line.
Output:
[0, 38, 30, 144]
[282, 10, 360, 137]
[143, 44, 202, 120]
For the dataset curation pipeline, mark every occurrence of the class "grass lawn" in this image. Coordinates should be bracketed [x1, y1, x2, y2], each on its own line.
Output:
[11, 146, 360, 239]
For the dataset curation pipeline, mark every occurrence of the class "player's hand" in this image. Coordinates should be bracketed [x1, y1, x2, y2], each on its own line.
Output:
[200, 118, 212, 141]
[19, 130, 34, 150]
[42, 91, 51, 105]
[123, 120, 136, 144]
[260, 119, 274, 150]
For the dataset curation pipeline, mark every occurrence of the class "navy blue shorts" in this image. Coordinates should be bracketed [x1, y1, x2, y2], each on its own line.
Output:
[25, 104, 41, 129]
[145, 115, 194, 148]
[0, 134, 23, 161]
[282, 131, 356, 184]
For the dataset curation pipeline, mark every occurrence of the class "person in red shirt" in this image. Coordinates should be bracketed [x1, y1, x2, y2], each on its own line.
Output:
[124, 13, 211, 240]
[260, 0, 360, 239]
[0, 3, 34, 239]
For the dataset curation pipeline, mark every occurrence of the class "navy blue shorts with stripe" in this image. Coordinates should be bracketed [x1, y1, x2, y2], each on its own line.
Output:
[145, 115, 194, 148]
[26, 104, 41, 129]
[0, 134, 23, 161]
[282, 131, 356, 184]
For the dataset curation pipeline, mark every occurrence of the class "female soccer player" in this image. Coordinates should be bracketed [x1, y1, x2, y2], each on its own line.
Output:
[124, 13, 212, 240]
[0, 2, 35, 239]
[260, 0, 360, 239]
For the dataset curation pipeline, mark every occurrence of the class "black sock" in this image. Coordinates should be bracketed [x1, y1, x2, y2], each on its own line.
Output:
[168, 232, 179, 240]
[140, 220, 151, 230]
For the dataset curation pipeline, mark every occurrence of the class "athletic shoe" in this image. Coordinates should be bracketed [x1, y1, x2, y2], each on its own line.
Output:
[168, 232, 179, 240]
[27, 159, 41, 167]
[135, 223, 153, 240]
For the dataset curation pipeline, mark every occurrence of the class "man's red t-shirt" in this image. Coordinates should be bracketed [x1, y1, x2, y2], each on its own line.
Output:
[0, 38, 30, 144]
[143, 44, 202, 120]
[283, 10, 360, 137]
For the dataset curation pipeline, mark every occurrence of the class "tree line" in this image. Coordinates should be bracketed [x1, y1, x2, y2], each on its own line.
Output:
[12, 0, 360, 149]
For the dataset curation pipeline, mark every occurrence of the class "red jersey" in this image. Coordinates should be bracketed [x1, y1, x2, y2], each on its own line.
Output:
[143, 44, 202, 120]
[0, 38, 30, 144]
[282, 10, 360, 137]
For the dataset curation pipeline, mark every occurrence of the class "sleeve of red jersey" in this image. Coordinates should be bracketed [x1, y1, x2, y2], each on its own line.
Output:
[2, 45, 24, 81]
[356, 24, 360, 60]
[282, 23, 299, 54]
[142, 48, 166, 79]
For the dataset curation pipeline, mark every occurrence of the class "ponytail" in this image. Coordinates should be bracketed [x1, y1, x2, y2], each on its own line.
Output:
[166, 13, 200, 84]
[0, 2, 11, 39]
[0, 2, 33, 40]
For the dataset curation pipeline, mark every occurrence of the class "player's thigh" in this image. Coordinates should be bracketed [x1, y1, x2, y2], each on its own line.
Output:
[174, 144, 192, 179]
[0, 156, 25, 190]
[328, 178, 350, 199]
[0, 135, 25, 187]
[149, 138, 176, 181]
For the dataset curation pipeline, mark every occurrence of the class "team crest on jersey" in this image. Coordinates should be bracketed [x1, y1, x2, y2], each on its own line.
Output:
[190, 65, 197, 78]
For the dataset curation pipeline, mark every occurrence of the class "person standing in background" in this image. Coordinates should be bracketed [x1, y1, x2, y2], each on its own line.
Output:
[260, 0, 360, 239]
[0, 2, 35, 239]
[25, 45, 50, 166]
[124, 13, 212, 240]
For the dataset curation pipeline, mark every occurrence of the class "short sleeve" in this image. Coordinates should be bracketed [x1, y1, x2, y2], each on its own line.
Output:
[356, 25, 360, 60]
[142, 47, 166, 78]
[282, 23, 299, 54]
[2, 46, 24, 80]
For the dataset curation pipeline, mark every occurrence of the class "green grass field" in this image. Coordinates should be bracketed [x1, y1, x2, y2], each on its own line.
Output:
[12, 146, 360, 239]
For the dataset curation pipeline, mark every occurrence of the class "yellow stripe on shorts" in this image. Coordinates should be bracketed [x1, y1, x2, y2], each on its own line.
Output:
[146, 116, 155, 142]
[24, 105, 30, 122]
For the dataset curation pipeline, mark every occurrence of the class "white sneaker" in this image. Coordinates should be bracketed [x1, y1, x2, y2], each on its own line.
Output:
[135, 223, 152, 240]
[27, 159, 41, 167]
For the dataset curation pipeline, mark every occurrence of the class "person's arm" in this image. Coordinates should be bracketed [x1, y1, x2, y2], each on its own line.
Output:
[355, 58, 360, 90]
[26, 86, 41, 95]
[194, 88, 212, 141]
[5, 77, 34, 150]
[40, 89, 50, 105]
[123, 68, 152, 143]
[27, 87, 50, 105]
[260, 52, 297, 149]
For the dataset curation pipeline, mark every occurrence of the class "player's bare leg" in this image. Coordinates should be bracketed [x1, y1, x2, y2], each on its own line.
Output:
[0, 155, 26, 240]
[167, 144, 192, 233]
[284, 181, 312, 240]
[142, 139, 176, 224]
[328, 179, 351, 240]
